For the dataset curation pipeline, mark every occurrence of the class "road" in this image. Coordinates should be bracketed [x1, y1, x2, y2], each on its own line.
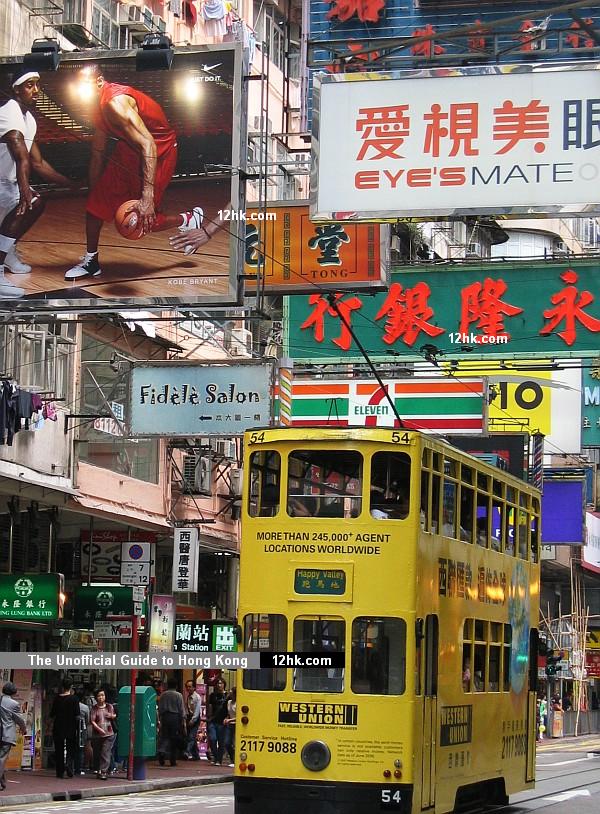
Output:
[1, 747, 599, 814]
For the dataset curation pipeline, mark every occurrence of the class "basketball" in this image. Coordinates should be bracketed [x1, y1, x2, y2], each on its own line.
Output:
[115, 200, 144, 240]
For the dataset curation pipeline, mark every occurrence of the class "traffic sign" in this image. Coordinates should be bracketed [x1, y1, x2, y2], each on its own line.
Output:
[121, 542, 153, 586]
[121, 561, 151, 586]
[133, 601, 144, 616]
[132, 586, 146, 602]
[94, 620, 132, 639]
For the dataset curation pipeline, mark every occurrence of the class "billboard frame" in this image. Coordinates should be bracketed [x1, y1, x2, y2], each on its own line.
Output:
[311, 60, 600, 222]
[0, 44, 245, 314]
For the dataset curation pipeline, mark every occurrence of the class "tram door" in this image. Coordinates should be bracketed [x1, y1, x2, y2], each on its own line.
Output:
[421, 615, 439, 810]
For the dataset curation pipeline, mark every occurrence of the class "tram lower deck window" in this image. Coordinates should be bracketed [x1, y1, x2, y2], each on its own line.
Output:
[351, 617, 406, 695]
[293, 618, 345, 693]
[242, 613, 287, 690]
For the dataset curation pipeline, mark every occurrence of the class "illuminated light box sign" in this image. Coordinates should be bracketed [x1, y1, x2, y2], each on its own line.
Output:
[294, 569, 346, 595]
[0, 46, 244, 311]
[0, 574, 63, 620]
[312, 63, 600, 220]
[285, 261, 600, 362]
[279, 372, 484, 434]
[541, 481, 585, 544]
[129, 361, 272, 436]
[244, 203, 389, 293]
[73, 585, 138, 628]
[173, 620, 237, 652]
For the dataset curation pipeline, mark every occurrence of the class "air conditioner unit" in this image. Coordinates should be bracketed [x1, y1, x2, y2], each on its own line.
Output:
[142, 6, 154, 27]
[229, 468, 243, 496]
[226, 327, 252, 357]
[466, 242, 482, 257]
[153, 14, 166, 32]
[182, 454, 212, 495]
[554, 241, 570, 256]
[213, 439, 237, 460]
[390, 235, 401, 252]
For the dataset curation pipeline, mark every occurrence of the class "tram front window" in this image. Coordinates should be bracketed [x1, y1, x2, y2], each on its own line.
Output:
[287, 450, 362, 518]
[351, 617, 406, 694]
[293, 618, 345, 692]
[249, 451, 281, 517]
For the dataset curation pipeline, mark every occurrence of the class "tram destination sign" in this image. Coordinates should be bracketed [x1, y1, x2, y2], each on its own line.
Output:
[129, 362, 273, 436]
[294, 568, 346, 595]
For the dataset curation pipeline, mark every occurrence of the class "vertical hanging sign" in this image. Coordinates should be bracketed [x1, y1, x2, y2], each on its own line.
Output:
[148, 594, 176, 653]
[172, 528, 199, 593]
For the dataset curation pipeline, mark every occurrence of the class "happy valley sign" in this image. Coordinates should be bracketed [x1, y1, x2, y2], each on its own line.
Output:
[130, 362, 272, 436]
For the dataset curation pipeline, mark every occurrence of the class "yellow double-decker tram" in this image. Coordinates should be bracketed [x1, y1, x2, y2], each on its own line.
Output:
[234, 427, 541, 814]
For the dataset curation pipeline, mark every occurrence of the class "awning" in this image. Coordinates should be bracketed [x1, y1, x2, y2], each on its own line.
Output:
[68, 493, 172, 532]
[0, 461, 80, 503]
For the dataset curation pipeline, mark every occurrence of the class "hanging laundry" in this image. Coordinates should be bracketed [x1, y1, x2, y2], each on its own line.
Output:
[202, 0, 227, 38]
[0, 380, 18, 445]
[171, 0, 182, 16]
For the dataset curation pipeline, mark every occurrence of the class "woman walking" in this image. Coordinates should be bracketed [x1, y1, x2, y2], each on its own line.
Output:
[0, 683, 26, 791]
[90, 689, 116, 780]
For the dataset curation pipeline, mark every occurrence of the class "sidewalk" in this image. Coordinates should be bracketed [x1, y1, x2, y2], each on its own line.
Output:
[537, 732, 600, 752]
[0, 759, 233, 808]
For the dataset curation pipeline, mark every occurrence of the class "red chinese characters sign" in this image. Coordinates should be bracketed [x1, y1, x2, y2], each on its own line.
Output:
[285, 261, 600, 362]
[313, 64, 600, 220]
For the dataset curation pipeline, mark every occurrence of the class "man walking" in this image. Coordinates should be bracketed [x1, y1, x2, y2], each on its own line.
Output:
[157, 678, 186, 767]
[0, 65, 75, 297]
[50, 678, 80, 778]
[207, 678, 228, 766]
[184, 679, 201, 761]
[65, 67, 203, 281]
[0, 682, 26, 791]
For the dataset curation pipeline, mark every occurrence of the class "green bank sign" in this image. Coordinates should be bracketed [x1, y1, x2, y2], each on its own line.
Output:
[73, 586, 137, 628]
[0, 574, 63, 620]
[285, 261, 600, 362]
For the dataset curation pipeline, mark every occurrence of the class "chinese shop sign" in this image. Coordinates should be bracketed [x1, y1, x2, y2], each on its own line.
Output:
[285, 262, 600, 362]
[173, 620, 237, 652]
[582, 362, 600, 446]
[73, 586, 137, 628]
[312, 63, 600, 219]
[279, 371, 485, 433]
[0, 574, 63, 621]
[172, 527, 199, 592]
[244, 203, 388, 292]
[149, 594, 176, 653]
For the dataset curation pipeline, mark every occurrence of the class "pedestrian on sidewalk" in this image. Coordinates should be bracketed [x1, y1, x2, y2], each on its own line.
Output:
[224, 686, 236, 766]
[50, 678, 80, 779]
[90, 688, 116, 780]
[157, 678, 186, 767]
[75, 689, 91, 776]
[207, 678, 228, 766]
[184, 679, 201, 761]
[0, 682, 26, 791]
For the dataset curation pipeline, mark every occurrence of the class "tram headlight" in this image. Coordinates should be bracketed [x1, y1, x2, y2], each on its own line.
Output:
[394, 759, 402, 769]
[240, 752, 248, 762]
[301, 740, 331, 772]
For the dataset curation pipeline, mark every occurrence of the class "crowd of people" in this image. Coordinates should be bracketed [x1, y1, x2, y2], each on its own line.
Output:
[0, 674, 236, 791]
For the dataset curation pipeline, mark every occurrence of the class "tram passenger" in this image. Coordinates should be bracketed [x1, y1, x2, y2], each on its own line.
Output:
[462, 658, 472, 692]
[476, 518, 488, 547]
[288, 495, 314, 517]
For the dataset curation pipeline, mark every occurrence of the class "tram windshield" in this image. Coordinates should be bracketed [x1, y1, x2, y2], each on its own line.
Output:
[287, 450, 362, 518]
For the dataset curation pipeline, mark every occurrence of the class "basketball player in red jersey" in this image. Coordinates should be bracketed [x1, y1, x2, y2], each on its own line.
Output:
[65, 67, 203, 280]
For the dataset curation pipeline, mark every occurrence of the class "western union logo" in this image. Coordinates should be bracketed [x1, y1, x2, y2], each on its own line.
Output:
[440, 705, 473, 746]
[278, 702, 358, 726]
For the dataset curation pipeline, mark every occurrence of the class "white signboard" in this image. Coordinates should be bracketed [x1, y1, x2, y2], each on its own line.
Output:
[120, 542, 153, 586]
[312, 63, 600, 220]
[541, 545, 556, 560]
[172, 528, 199, 593]
[94, 621, 132, 639]
[583, 511, 600, 574]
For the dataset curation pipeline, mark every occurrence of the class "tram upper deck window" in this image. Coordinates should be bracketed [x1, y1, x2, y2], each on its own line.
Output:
[370, 451, 411, 520]
[287, 450, 362, 518]
[293, 618, 345, 693]
[249, 451, 281, 517]
[242, 613, 287, 690]
[351, 617, 406, 695]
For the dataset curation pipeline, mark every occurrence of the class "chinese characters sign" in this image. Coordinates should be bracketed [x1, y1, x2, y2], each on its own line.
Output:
[73, 586, 137, 628]
[172, 528, 199, 593]
[438, 558, 507, 605]
[312, 64, 600, 219]
[294, 569, 347, 595]
[244, 204, 388, 292]
[149, 594, 176, 653]
[0, 574, 62, 621]
[173, 620, 237, 652]
[130, 362, 272, 437]
[285, 262, 600, 361]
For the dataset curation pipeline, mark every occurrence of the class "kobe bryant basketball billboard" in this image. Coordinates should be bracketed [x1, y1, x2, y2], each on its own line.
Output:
[0, 45, 244, 311]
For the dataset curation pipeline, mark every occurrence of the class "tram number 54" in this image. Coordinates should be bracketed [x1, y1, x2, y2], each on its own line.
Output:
[391, 432, 410, 444]
[381, 789, 402, 808]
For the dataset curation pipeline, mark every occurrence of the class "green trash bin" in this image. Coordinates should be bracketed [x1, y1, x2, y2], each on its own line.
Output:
[118, 685, 157, 758]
